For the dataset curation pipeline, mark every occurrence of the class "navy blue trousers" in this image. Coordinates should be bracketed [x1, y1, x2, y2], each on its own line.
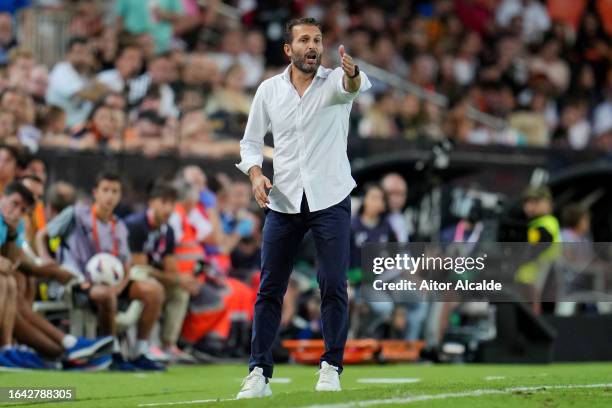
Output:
[249, 193, 351, 378]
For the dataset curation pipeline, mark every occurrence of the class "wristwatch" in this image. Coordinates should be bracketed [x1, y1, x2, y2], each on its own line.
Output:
[348, 65, 360, 78]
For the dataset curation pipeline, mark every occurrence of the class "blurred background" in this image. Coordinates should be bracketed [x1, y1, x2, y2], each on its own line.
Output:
[0, 0, 611, 367]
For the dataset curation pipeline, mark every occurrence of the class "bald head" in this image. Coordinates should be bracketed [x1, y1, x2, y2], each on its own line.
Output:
[381, 173, 407, 212]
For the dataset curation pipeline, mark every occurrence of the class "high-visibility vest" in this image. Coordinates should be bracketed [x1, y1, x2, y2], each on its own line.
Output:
[174, 204, 205, 275]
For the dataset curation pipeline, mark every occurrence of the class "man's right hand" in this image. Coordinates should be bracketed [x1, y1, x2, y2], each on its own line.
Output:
[249, 166, 272, 208]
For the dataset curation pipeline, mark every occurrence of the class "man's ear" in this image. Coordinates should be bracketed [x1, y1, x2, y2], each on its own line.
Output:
[283, 43, 291, 59]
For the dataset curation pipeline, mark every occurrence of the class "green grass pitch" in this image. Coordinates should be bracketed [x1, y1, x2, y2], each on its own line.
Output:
[1, 363, 610, 407]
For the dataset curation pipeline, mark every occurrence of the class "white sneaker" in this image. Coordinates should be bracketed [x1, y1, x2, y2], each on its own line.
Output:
[236, 367, 272, 399]
[315, 361, 341, 392]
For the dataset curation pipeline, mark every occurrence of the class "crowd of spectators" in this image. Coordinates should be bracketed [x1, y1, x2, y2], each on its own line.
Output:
[0, 0, 610, 157]
[0, 0, 610, 369]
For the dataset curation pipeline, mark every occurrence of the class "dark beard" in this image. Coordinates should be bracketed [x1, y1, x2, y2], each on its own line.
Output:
[292, 52, 321, 74]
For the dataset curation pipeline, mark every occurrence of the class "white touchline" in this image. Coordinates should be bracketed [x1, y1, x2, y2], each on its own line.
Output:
[136, 382, 612, 408]
[138, 398, 236, 407]
[357, 378, 421, 384]
[484, 376, 506, 381]
[300, 383, 612, 408]
[270, 378, 292, 383]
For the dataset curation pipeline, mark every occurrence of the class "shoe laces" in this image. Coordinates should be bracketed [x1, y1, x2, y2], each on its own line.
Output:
[241, 369, 265, 391]
[316, 363, 339, 385]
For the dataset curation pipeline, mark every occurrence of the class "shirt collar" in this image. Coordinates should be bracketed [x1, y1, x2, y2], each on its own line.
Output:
[282, 64, 329, 83]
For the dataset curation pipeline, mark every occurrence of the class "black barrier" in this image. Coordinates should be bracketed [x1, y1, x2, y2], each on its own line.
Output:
[33, 142, 612, 208]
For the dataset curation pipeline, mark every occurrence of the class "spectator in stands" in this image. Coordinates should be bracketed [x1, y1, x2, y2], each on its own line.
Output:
[96, 43, 144, 95]
[209, 29, 245, 73]
[37, 106, 69, 148]
[206, 63, 252, 119]
[529, 37, 570, 94]
[0, 108, 16, 144]
[0, 12, 16, 66]
[560, 203, 591, 243]
[129, 52, 178, 117]
[0, 144, 18, 192]
[114, 0, 183, 54]
[103, 91, 128, 112]
[27, 64, 48, 108]
[125, 181, 198, 363]
[6, 48, 35, 91]
[46, 37, 107, 128]
[357, 91, 399, 139]
[381, 173, 409, 243]
[0, 87, 38, 149]
[71, 103, 122, 151]
[554, 99, 591, 149]
[241, 29, 267, 89]
[17, 152, 46, 185]
[35, 172, 166, 371]
[124, 109, 172, 156]
[181, 54, 220, 97]
[496, 0, 551, 44]
[349, 184, 397, 285]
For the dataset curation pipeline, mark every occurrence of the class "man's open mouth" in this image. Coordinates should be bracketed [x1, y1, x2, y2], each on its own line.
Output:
[305, 52, 317, 63]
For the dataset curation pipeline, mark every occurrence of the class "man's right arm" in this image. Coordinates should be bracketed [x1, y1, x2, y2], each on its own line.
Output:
[235, 83, 273, 208]
[236, 83, 270, 177]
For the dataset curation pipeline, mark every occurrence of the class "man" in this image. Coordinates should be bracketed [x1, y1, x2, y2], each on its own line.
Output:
[6, 48, 35, 90]
[235, 18, 371, 398]
[381, 173, 410, 242]
[35, 172, 165, 371]
[0, 181, 107, 368]
[517, 186, 561, 314]
[125, 181, 198, 363]
[523, 186, 560, 244]
[46, 37, 108, 127]
[128, 52, 178, 117]
[114, 0, 183, 54]
[0, 12, 16, 66]
[97, 44, 144, 95]
[10, 178, 113, 369]
[0, 144, 17, 192]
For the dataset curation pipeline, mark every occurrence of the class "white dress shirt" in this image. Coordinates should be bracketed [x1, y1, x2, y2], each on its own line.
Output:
[236, 64, 372, 214]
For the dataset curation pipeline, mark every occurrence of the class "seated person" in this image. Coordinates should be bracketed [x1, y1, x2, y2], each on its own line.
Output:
[36, 172, 165, 371]
[125, 181, 200, 363]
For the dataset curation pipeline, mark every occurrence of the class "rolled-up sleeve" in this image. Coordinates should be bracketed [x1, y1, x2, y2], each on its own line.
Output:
[334, 68, 372, 103]
[236, 83, 271, 176]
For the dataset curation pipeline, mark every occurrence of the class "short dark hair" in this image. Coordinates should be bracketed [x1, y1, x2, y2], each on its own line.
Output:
[47, 181, 76, 214]
[284, 18, 322, 44]
[561, 203, 589, 229]
[0, 143, 20, 162]
[357, 183, 388, 216]
[116, 42, 142, 60]
[95, 171, 122, 188]
[4, 180, 35, 208]
[149, 181, 178, 201]
[67, 36, 89, 52]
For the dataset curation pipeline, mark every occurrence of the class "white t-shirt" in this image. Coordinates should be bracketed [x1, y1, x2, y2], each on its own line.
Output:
[46, 61, 92, 127]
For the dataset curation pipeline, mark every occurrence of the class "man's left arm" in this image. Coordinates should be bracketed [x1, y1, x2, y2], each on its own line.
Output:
[335, 45, 372, 102]
[340, 45, 361, 93]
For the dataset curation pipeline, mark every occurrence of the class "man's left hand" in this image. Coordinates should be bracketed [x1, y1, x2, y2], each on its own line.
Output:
[338, 45, 357, 77]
